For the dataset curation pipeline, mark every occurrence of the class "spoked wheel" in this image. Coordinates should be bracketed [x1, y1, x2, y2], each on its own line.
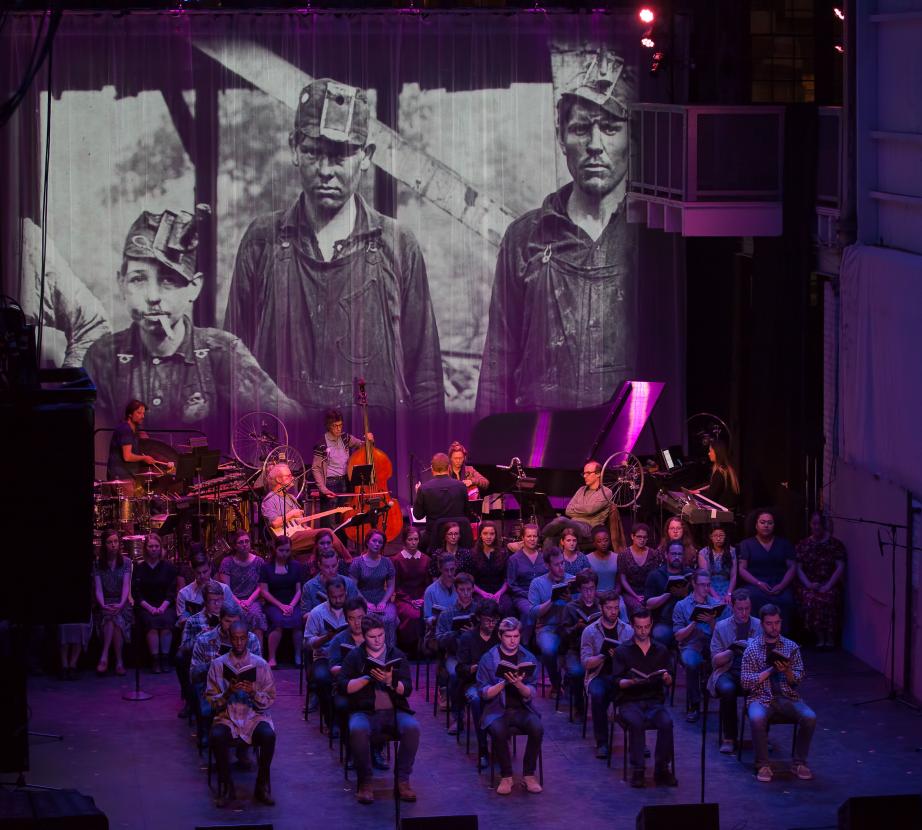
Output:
[261, 445, 307, 501]
[600, 451, 645, 509]
[232, 412, 289, 470]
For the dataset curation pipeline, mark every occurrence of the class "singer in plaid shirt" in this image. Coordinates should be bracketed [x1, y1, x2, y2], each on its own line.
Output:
[740, 604, 817, 783]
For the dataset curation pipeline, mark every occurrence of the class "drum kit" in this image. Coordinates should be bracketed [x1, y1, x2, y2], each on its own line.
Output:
[93, 412, 295, 563]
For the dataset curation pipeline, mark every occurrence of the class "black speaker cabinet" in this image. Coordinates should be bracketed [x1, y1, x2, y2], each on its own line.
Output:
[636, 803, 720, 830]
[838, 794, 922, 829]
[0, 788, 108, 829]
[401, 817, 478, 830]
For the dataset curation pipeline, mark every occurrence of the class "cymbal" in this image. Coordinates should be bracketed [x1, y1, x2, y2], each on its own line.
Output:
[138, 437, 181, 464]
[101, 479, 132, 486]
[135, 471, 161, 480]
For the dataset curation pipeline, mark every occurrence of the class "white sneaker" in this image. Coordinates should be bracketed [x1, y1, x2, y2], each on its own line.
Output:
[756, 765, 773, 783]
[523, 775, 543, 794]
[496, 776, 514, 795]
[792, 763, 814, 780]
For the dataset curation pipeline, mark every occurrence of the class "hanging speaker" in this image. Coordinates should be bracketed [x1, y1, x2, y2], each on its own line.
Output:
[636, 803, 720, 830]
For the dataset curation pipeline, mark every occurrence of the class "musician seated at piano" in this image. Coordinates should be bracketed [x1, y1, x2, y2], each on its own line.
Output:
[206, 620, 277, 807]
[612, 608, 677, 788]
[301, 542, 359, 615]
[447, 440, 489, 498]
[435, 573, 480, 732]
[476, 617, 544, 795]
[527, 548, 575, 696]
[689, 438, 740, 512]
[643, 542, 692, 648]
[304, 576, 350, 732]
[349, 529, 399, 645]
[105, 398, 160, 481]
[427, 521, 472, 580]
[258, 535, 307, 668]
[579, 589, 634, 759]
[558, 569, 600, 711]
[467, 521, 514, 618]
[707, 588, 760, 753]
[176, 551, 240, 625]
[504, 524, 547, 643]
[311, 408, 371, 527]
[412, 452, 469, 551]
[540, 460, 612, 547]
[339, 615, 420, 805]
[455, 600, 501, 765]
[672, 569, 728, 723]
[261, 463, 350, 561]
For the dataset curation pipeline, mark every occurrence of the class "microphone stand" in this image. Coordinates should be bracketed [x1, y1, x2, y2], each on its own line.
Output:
[825, 513, 920, 712]
[700, 690, 710, 803]
[122, 624, 152, 702]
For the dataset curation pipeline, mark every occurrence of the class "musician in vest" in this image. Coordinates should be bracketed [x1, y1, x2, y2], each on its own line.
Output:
[261, 463, 349, 562]
[224, 78, 444, 445]
[311, 408, 371, 528]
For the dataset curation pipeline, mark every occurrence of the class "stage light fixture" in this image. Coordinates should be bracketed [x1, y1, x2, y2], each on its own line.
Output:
[833, 7, 845, 20]
[650, 49, 665, 76]
[834, 44, 844, 53]
[638, 7, 655, 24]
[641, 32, 656, 48]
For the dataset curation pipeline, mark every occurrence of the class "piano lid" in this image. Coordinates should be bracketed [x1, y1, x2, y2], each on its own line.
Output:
[470, 381, 665, 469]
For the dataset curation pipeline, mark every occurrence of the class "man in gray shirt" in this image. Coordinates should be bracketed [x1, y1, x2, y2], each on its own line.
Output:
[541, 460, 612, 546]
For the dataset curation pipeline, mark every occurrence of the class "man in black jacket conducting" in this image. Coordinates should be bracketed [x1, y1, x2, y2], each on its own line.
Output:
[339, 615, 420, 804]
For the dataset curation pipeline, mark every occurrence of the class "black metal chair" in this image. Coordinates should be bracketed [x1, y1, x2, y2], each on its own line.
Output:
[607, 707, 677, 783]
[481, 724, 545, 789]
[736, 702, 799, 766]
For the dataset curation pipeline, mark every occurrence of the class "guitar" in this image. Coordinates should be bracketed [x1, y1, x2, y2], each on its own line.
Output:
[271, 507, 352, 537]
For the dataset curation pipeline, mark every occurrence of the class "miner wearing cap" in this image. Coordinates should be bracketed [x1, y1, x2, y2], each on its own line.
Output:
[84, 208, 302, 438]
[224, 78, 444, 436]
[475, 58, 637, 417]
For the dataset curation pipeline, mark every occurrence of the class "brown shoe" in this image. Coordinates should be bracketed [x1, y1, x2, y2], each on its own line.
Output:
[397, 780, 417, 802]
[522, 775, 543, 794]
[496, 776, 514, 795]
[356, 782, 374, 804]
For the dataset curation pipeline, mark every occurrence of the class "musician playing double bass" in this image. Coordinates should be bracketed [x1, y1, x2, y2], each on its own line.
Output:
[311, 408, 372, 528]
[261, 463, 349, 565]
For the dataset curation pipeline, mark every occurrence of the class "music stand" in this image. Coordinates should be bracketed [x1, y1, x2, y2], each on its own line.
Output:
[349, 464, 373, 488]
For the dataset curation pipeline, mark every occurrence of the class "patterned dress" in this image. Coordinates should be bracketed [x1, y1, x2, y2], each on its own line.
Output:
[92, 559, 133, 640]
[794, 534, 846, 635]
[616, 547, 664, 613]
[699, 546, 737, 599]
[218, 554, 268, 631]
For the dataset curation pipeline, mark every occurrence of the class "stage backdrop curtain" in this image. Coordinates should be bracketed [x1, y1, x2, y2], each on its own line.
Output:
[838, 243, 922, 497]
[1, 10, 685, 496]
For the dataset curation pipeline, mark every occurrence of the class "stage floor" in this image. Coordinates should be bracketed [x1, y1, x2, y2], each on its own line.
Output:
[17, 648, 922, 830]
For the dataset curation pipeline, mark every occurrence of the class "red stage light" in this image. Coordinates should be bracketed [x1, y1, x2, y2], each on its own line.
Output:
[833, 7, 845, 20]
[638, 7, 655, 24]
[641, 35, 656, 49]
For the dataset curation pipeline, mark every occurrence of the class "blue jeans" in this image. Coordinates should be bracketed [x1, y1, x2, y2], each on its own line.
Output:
[349, 710, 420, 784]
[465, 684, 486, 753]
[511, 597, 535, 643]
[748, 697, 816, 768]
[311, 658, 334, 721]
[564, 652, 585, 708]
[619, 699, 673, 772]
[679, 647, 705, 709]
[535, 629, 561, 689]
[652, 622, 674, 648]
[715, 671, 743, 739]
[588, 675, 615, 746]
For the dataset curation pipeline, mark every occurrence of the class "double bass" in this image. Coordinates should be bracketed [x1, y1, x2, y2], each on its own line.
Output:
[344, 380, 404, 544]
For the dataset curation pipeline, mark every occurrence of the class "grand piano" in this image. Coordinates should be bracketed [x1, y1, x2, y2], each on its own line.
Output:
[468, 380, 706, 526]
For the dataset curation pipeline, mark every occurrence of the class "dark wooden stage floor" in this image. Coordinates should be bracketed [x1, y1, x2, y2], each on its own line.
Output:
[16, 649, 922, 830]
